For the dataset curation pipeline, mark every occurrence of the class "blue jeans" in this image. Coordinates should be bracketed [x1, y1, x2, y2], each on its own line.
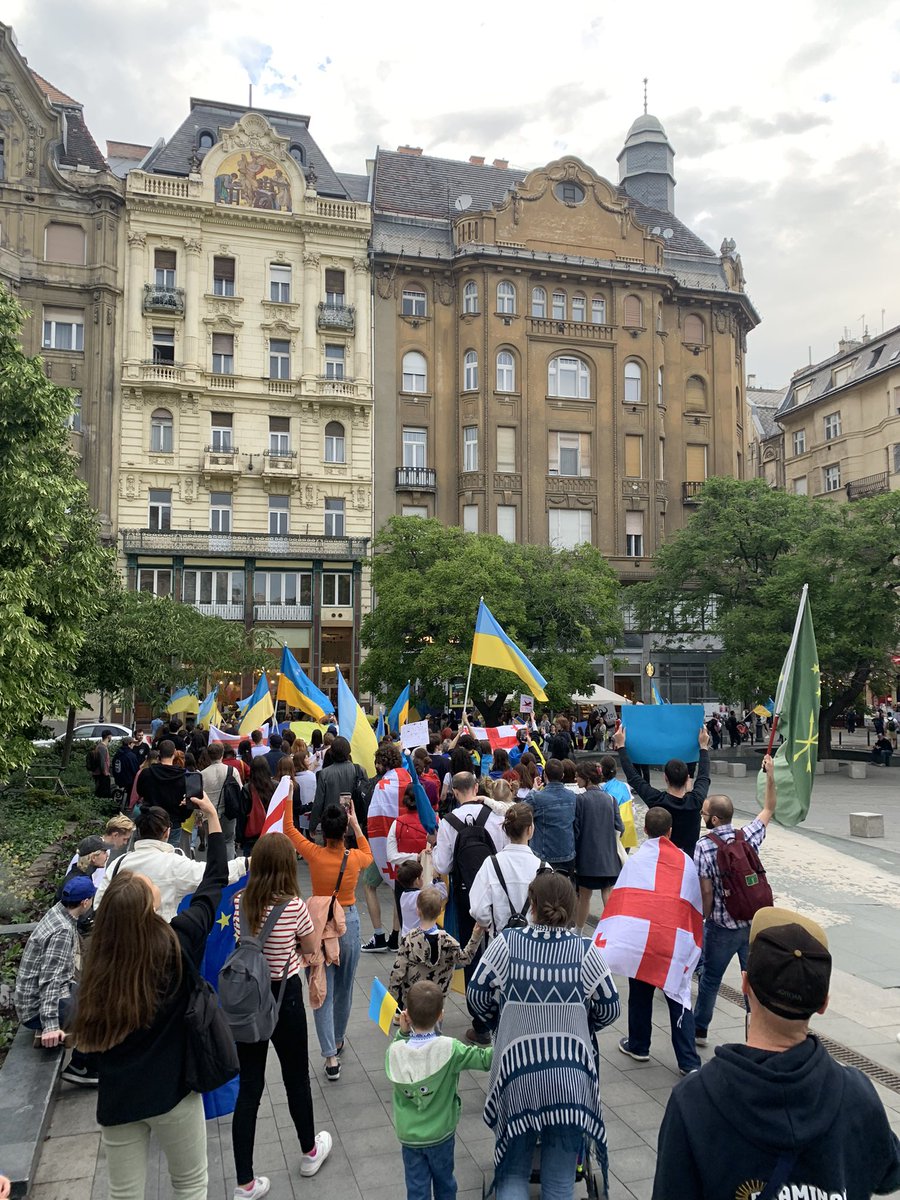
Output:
[24, 995, 97, 1072]
[496, 1128, 583, 1200]
[167, 825, 182, 847]
[401, 1135, 457, 1200]
[694, 921, 750, 1032]
[627, 977, 700, 1072]
[312, 905, 360, 1058]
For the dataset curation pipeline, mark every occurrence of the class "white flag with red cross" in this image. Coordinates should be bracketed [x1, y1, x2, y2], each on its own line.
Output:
[366, 766, 412, 887]
[592, 835, 703, 1009]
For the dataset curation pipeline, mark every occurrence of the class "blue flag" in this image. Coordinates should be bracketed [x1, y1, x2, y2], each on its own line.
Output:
[375, 710, 385, 742]
[622, 705, 705, 765]
[402, 751, 437, 834]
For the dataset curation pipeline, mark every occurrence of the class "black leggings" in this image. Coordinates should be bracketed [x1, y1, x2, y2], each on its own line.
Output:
[232, 975, 315, 1185]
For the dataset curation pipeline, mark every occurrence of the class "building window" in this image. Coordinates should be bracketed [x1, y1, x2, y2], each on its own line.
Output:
[683, 313, 705, 344]
[44, 223, 86, 265]
[324, 497, 345, 537]
[269, 263, 291, 303]
[624, 434, 643, 478]
[591, 296, 606, 325]
[624, 295, 643, 327]
[823, 464, 841, 492]
[401, 287, 427, 317]
[463, 281, 478, 314]
[211, 333, 234, 374]
[571, 295, 586, 323]
[463, 426, 478, 472]
[624, 360, 643, 403]
[289, 144, 305, 166]
[548, 509, 591, 549]
[686, 443, 708, 482]
[150, 408, 173, 453]
[832, 363, 854, 387]
[148, 488, 172, 532]
[322, 572, 351, 606]
[657, 366, 664, 406]
[210, 412, 233, 452]
[154, 248, 176, 289]
[324, 421, 346, 463]
[548, 355, 589, 399]
[183, 569, 244, 607]
[401, 350, 427, 393]
[659, 437, 665, 478]
[555, 180, 585, 204]
[625, 511, 644, 557]
[496, 350, 515, 392]
[462, 504, 479, 533]
[402, 427, 427, 469]
[269, 338, 290, 380]
[269, 415, 290, 456]
[550, 431, 590, 477]
[213, 256, 235, 296]
[497, 281, 516, 314]
[497, 426, 516, 473]
[152, 328, 175, 365]
[463, 350, 479, 391]
[551, 291, 566, 320]
[497, 505, 516, 542]
[197, 130, 215, 151]
[209, 492, 232, 534]
[324, 344, 345, 380]
[325, 269, 346, 306]
[255, 571, 312, 607]
[269, 495, 289, 536]
[793, 476, 808, 495]
[531, 287, 547, 318]
[824, 412, 842, 441]
[792, 429, 807, 456]
[67, 391, 83, 433]
[685, 374, 706, 410]
[138, 568, 172, 597]
[42, 307, 84, 351]
[894, 444, 900, 474]
[0, 137, 5, 181]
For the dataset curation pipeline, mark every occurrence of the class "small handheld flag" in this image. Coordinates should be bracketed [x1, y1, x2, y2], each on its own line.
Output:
[261, 776, 291, 836]
[470, 600, 548, 702]
[368, 977, 399, 1035]
[196, 686, 221, 731]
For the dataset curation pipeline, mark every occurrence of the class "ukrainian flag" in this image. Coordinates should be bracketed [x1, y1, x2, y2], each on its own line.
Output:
[651, 683, 663, 705]
[196, 686, 221, 731]
[239, 674, 275, 735]
[471, 600, 548, 703]
[337, 667, 378, 776]
[275, 646, 333, 722]
[167, 682, 200, 716]
[368, 977, 399, 1035]
[375, 710, 385, 742]
[387, 684, 410, 735]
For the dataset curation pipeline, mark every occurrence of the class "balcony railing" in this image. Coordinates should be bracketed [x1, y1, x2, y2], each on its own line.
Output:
[121, 529, 369, 560]
[527, 316, 615, 341]
[141, 362, 185, 383]
[262, 450, 299, 478]
[682, 481, 705, 503]
[396, 466, 436, 491]
[254, 604, 313, 623]
[267, 378, 296, 395]
[143, 284, 185, 315]
[191, 602, 244, 621]
[847, 471, 889, 500]
[317, 302, 355, 333]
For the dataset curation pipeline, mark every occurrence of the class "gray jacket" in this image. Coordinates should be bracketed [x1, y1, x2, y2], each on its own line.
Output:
[574, 786, 624, 879]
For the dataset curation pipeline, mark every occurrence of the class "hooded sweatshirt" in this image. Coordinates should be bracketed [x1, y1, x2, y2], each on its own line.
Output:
[386, 1032, 492, 1147]
[136, 761, 189, 827]
[653, 1035, 900, 1200]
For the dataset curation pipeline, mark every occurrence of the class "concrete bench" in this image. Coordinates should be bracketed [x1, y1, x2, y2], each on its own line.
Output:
[822, 759, 841, 774]
[725, 762, 747, 778]
[839, 761, 868, 780]
[850, 812, 884, 839]
[0, 1026, 64, 1198]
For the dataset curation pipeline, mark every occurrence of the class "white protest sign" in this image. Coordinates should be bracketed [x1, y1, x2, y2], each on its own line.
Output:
[400, 719, 429, 751]
[519, 695, 534, 714]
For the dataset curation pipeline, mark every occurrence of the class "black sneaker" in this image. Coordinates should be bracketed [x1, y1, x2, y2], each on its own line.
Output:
[387, 931, 400, 952]
[61, 1063, 99, 1087]
[694, 1028, 708, 1047]
[324, 1061, 341, 1082]
[617, 1037, 649, 1063]
[360, 933, 388, 953]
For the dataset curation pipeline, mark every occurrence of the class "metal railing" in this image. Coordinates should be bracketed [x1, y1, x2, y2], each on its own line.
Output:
[121, 529, 369, 559]
[143, 284, 185, 314]
[317, 302, 355, 332]
[846, 471, 889, 500]
[253, 604, 312, 622]
[191, 602, 244, 620]
[682, 481, 705, 503]
[396, 466, 436, 490]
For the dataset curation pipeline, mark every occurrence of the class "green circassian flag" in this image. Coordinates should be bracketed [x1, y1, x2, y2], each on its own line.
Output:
[757, 585, 820, 826]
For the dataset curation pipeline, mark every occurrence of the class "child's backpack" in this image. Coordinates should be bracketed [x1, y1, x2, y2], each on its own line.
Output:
[217, 901, 288, 1042]
[444, 806, 496, 898]
[709, 830, 773, 922]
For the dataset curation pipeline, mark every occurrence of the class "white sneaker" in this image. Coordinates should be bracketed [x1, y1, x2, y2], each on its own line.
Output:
[300, 1131, 333, 1177]
[233, 1178, 270, 1200]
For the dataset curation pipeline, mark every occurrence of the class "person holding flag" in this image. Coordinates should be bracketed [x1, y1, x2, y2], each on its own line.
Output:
[387, 683, 410, 736]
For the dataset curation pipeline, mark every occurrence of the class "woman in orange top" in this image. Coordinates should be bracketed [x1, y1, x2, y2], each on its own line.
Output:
[283, 794, 373, 1082]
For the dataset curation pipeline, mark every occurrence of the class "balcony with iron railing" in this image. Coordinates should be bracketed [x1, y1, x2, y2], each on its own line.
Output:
[846, 471, 889, 500]
[395, 466, 436, 491]
[121, 528, 369, 560]
[682, 481, 706, 504]
[253, 604, 313, 623]
[190, 602, 244, 620]
[262, 449, 300, 480]
[317, 302, 355, 333]
[143, 284, 185, 315]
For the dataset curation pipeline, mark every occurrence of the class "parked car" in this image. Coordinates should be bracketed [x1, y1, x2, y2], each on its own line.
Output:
[32, 722, 133, 748]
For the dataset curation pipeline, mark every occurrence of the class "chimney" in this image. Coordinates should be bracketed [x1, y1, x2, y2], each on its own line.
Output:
[396, 145, 423, 156]
[747, 373, 756, 388]
[492, 158, 509, 169]
[469, 155, 485, 166]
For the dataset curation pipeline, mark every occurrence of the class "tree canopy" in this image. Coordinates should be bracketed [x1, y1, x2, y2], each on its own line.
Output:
[360, 517, 622, 723]
[630, 477, 900, 750]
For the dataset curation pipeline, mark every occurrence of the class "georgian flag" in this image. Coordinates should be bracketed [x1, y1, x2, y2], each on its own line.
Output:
[592, 835, 703, 1009]
[467, 725, 520, 751]
[260, 776, 292, 837]
[366, 766, 411, 887]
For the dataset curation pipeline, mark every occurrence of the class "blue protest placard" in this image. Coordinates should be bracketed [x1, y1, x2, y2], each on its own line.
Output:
[622, 705, 705, 764]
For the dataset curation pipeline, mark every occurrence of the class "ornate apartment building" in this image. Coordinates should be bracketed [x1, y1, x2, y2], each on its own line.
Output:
[0, 23, 123, 539]
[371, 113, 759, 700]
[117, 100, 372, 695]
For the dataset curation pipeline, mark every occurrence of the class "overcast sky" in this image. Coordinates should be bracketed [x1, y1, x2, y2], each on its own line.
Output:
[8, 0, 900, 387]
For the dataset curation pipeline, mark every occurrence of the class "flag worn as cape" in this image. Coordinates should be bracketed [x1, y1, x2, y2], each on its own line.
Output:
[366, 766, 412, 887]
[602, 777, 637, 849]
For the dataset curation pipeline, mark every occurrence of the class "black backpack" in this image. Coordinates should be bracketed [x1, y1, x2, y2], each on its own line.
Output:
[183, 960, 240, 1093]
[85, 746, 101, 773]
[220, 765, 242, 821]
[489, 855, 552, 929]
[445, 806, 496, 897]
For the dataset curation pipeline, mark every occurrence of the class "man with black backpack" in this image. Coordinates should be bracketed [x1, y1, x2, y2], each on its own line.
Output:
[201, 741, 242, 859]
[692, 753, 777, 1047]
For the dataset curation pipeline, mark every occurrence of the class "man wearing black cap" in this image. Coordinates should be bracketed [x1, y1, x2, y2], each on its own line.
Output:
[653, 907, 900, 1200]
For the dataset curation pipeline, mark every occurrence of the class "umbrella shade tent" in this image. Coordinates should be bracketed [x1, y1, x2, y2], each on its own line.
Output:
[572, 685, 633, 707]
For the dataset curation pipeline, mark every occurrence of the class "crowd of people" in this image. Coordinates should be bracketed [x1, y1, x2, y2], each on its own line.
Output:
[9, 706, 900, 1200]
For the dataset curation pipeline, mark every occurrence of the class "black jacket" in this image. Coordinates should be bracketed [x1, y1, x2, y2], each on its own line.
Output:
[618, 748, 709, 856]
[136, 762, 189, 827]
[310, 760, 366, 833]
[653, 1035, 900, 1200]
[112, 746, 140, 793]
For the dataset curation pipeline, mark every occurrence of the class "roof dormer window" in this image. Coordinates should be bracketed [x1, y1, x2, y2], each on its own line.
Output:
[197, 130, 215, 151]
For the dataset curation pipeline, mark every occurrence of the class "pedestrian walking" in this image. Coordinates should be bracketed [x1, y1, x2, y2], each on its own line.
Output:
[573, 761, 624, 927]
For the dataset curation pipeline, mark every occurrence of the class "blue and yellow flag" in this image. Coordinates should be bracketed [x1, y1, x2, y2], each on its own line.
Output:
[275, 645, 333, 722]
[471, 600, 548, 703]
[368, 977, 399, 1035]
[167, 682, 200, 716]
[196, 686, 221, 731]
[375, 710, 385, 742]
[387, 684, 410, 735]
[239, 674, 275, 735]
[337, 667, 378, 776]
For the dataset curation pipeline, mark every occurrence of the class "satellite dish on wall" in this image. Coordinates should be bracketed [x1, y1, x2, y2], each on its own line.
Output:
[662, 228, 674, 239]
[651, 226, 661, 235]
[454, 194, 473, 212]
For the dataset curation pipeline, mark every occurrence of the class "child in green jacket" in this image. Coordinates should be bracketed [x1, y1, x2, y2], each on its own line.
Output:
[386, 980, 492, 1200]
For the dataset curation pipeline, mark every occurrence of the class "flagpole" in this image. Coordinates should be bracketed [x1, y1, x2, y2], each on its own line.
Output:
[460, 596, 483, 727]
[767, 583, 808, 754]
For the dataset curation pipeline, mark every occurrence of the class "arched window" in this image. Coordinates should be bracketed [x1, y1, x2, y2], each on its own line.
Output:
[289, 144, 305, 166]
[591, 296, 606, 325]
[464, 350, 479, 392]
[552, 290, 567, 320]
[532, 287, 547, 318]
[401, 287, 427, 317]
[548, 355, 589, 399]
[497, 281, 516, 314]
[324, 420, 346, 463]
[686, 375, 707, 410]
[401, 351, 427, 393]
[624, 295, 643, 327]
[571, 294, 586, 323]
[496, 351, 515, 393]
[150, 408, 173, 453]
[684, 314, 705, 344]
[624, 360, 643, 403]
[462, 281, 478, 314]
[197, 131, 215, 151]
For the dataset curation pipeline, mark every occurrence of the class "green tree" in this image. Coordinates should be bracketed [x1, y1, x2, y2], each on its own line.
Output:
[631, 477, 900, 753]
[360, 517, 621, 723]
[0, 285, 113, 776]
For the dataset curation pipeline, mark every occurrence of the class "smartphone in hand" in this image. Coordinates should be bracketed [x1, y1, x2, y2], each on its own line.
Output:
[185, 771, 203, 802]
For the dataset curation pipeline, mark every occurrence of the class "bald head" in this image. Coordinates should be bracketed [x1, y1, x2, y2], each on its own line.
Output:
[704, 794, 734, 829]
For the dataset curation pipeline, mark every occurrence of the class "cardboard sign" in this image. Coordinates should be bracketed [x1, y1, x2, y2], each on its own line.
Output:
[622, 705, 706, 764]
[399, 719, 429, 751]
[519, 695, 534, 714]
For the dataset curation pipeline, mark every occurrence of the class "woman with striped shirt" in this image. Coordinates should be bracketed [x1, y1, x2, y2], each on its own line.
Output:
[231, 834, 331, 1200]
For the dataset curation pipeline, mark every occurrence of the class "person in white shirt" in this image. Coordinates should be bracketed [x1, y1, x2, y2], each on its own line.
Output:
[469, 803, 550, 938]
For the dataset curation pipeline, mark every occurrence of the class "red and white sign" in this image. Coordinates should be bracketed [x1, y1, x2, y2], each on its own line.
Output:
[209, 725, 268, 747]
[260, 776, 291, 837]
